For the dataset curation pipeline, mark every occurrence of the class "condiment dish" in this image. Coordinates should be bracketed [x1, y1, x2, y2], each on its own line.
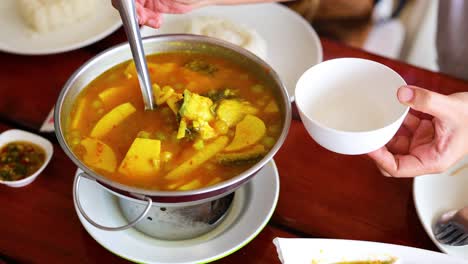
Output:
[0, 129, 53, 187]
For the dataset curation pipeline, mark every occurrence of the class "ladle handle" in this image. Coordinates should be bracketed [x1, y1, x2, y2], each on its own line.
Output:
[112, 0, 155, 110]
[73, 173, 152, 231]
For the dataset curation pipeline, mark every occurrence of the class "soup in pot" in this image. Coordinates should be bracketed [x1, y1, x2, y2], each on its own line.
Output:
[66, 52, 282, 191]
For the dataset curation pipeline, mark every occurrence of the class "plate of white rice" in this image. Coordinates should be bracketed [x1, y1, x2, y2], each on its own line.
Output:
[140, 3, 323, 101]
[0, 0, 121, 55]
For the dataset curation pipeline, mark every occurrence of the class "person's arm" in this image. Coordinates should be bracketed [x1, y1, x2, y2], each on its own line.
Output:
[134, 0, 289, 28]
[368, 86, 468, 177]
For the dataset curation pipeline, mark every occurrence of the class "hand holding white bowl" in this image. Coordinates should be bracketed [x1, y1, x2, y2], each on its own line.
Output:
[368, 86, 468, 177]
[295, 58, 409, 155]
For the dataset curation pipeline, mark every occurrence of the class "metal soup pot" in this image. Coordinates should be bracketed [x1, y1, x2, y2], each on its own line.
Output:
[55, 35, 291, 238]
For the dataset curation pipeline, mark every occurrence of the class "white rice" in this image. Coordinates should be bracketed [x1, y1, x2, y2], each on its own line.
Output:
[185, 16, 268, 60]
[18, 0, 96, 33]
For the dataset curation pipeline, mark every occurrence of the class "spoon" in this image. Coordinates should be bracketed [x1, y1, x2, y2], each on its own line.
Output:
[112, 0, 155, 110]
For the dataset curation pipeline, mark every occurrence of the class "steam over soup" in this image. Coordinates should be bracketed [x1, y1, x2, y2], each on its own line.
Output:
[66, 53, 282, 191]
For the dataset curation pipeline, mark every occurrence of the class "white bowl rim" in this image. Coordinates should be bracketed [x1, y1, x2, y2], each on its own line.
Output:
[295, 57, 409, 135]
[0, 129, 53, 185]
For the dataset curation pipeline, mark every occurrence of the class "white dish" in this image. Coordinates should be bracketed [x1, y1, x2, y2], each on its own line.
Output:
[0, 0, 122, 55]
[0, 129, 53, 187]
[414, 156, 468, 260]
[295, 58, 408, 155]
[140, 3, 323, 101]
[274, 238, 466, 264]
[74, 160, 280, 263]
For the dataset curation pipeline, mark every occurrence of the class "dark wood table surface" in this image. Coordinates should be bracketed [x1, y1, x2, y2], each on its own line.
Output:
[1, 27, 468, 264]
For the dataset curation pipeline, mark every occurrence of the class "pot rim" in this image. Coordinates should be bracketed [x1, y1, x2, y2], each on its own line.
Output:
[55, 34, 291, 201]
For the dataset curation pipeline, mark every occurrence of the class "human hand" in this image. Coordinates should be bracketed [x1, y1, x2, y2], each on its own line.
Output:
[368, 85, 468, 177]
[134, 0, 215, 28]
[133, 0, 285, 28]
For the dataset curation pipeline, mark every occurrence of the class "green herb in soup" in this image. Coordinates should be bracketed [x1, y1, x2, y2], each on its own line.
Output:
[184, 59, 218, 75]
[66, 52, 282, 191]
[0, 141, 46, 181]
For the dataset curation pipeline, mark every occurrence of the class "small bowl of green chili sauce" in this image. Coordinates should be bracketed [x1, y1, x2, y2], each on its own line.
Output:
[0, 130, 53, 187]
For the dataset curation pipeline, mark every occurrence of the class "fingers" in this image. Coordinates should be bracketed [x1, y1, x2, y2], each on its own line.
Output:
[188, 0, 217, 9]
[158, 0, 194, 14]
[385, 113, 423, 154]
[135, 3, 148, 24]
[386, 135, 410, 154]
[391, 113, 419, 140]
[368, 141, 453, 178]
[368, 148, 428, 178]
[383, 113, 435, 155]
[409, 119, 435, 150]
[397, 85, 454, 121]
[376, 166, 391, 177]
[146, 17, 163, 28]
[135, 0, 196, 24]
[172, 0, 217, 9]
[136, 2, 163, 28]
[368, 148, 404, 176]
[402, 113, 420, 134]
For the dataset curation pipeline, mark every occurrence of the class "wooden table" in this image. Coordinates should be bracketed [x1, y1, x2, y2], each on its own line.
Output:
[1, 27, 467, 263]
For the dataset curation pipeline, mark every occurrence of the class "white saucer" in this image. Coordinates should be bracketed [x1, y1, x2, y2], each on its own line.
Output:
[140, 3, 323, 101]
[413, 156, 468, 260]
[74, 160, 280, 264]
[0, 0, 122, 55]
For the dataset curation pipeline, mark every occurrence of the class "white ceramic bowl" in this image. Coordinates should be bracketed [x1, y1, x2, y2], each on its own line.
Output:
[0, 129, 53, 187]
[295, 58, 409, 155]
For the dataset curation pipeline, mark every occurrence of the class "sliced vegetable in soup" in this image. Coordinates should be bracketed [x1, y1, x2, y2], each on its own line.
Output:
[66, 53, 282, 191]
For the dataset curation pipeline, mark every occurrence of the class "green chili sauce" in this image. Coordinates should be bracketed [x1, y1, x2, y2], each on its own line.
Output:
[0, 141, 46, 181]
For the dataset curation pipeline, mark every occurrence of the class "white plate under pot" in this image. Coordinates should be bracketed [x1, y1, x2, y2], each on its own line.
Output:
[74, 160, 280, 264]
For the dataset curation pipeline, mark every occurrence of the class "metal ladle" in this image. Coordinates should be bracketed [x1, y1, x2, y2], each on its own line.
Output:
[112, 0, 155, 110]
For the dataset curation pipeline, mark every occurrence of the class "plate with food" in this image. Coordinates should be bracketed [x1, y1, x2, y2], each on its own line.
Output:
[274, 238, 466, 263]
[140, 3, 323, 101]
[0, 0, 122, 55]
[75, 160, 279, 263]
[0, 129, 53, 187]
[413, 156, 468, 260]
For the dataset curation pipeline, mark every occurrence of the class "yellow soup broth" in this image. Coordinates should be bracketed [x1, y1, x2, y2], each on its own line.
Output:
[66, 52, 282, 191]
